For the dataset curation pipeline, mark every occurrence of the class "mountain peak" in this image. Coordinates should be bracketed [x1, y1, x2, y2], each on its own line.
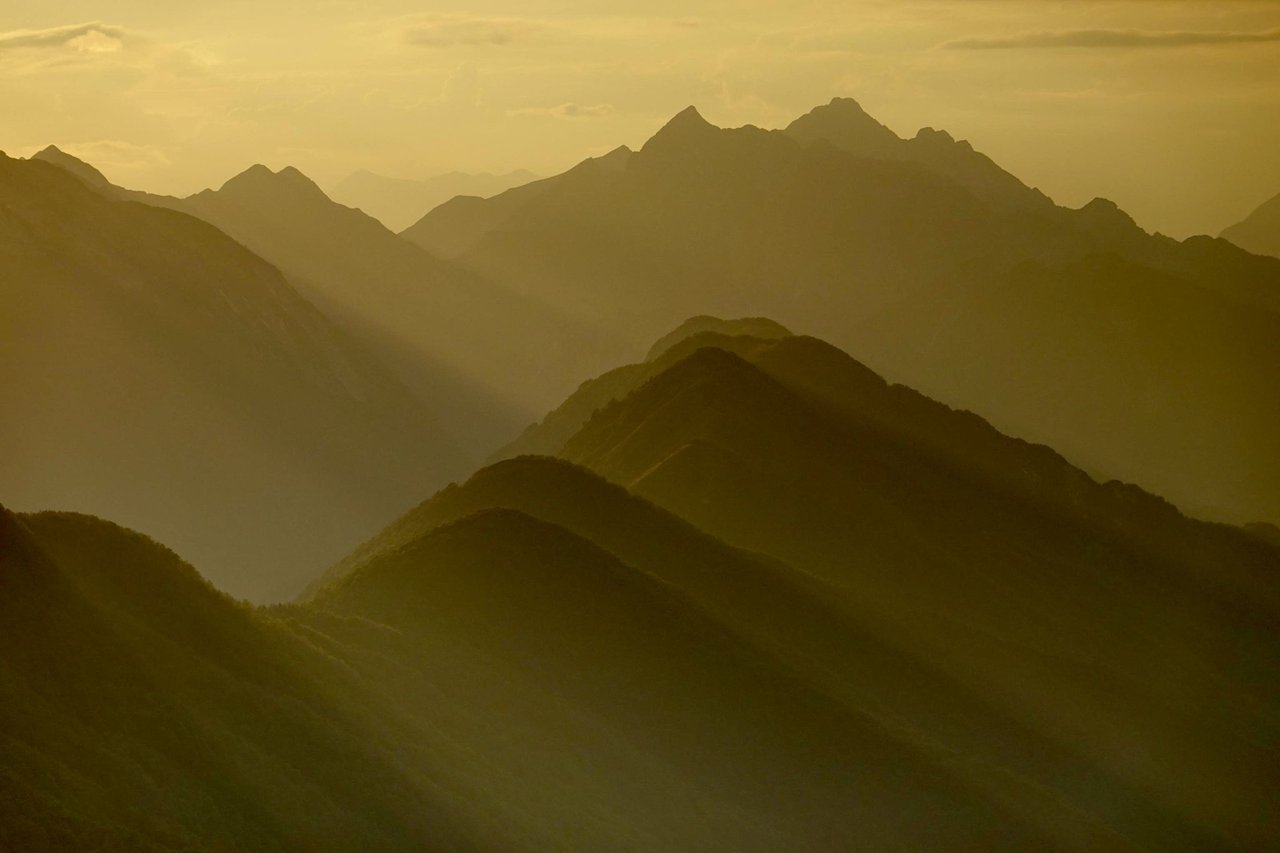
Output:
[643, 106, 717, 151]
[1077, 197, 1140, 235]
[785, 97, 901, 156]
[31, 144, 114, 189]
[218, 163, 328, 202]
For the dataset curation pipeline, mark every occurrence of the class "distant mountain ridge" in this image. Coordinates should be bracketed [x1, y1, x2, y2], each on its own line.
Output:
[1221, 191, 1280, 258]
[330, 168, 539, 232]
[1, 153, 467, 600]
[402, 97, 1280, 530]
[30, 148, 626, 451]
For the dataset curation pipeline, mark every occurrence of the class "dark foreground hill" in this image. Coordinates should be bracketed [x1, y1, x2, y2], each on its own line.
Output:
[0, 154, 465, 600]
[407, 98, 1280, 530]
[4, 320, 1278, 849]
[0, 504, 479, 852]
[555, 332, 1280, 847]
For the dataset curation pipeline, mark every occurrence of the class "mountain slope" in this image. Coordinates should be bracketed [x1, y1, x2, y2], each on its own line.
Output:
[548, 335, 1280, 847]
[32, 150, 626, 450]
[0, 153, 463, 600]
[308, 505, 1058, 850]
[1221, 191, 1280, 258]
[492, 315, 790, 461]
[330, 168, 538, 232]
[405, 98, 1280, 528]
[0, 504, 478, 851]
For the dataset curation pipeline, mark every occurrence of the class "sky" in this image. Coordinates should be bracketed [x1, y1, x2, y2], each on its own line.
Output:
[1, 1, 1278, 238]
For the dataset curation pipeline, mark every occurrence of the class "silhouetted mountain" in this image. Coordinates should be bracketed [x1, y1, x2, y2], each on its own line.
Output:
[307, 503, 1053, 849]
[0, 154, 466, 600]
[330, 168, 538, 232]
[407, 99, 1280, 528]
[531, 331, 1280, 847]
[401, 145, 633, 259]
[787, 98, 1053, 212]
[32, 150, 625, 451]
[1221, 191, 1280, 258]
[492, 315, 790, 461]
[0, 505, 477, 851]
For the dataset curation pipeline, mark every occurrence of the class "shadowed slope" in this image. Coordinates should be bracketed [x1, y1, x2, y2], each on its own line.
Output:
[309, 506, 1053, 851]
[0, 505, 477, 852]
[493, 316, 790, 461]
[555, 339, 1280, 847]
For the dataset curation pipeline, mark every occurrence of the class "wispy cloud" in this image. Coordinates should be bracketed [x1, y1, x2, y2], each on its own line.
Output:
[0, 21, 127, 53]
[403, 16, 540, 48]
[944, 27, 1280, 50]
[509, 102, 615, 119]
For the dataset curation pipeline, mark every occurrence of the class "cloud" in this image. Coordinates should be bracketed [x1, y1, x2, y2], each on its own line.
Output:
[509, 102, 615, 119]
[0, 21, 127, 53]
[404, 16, 540, 48]
[943, 27, 1280, 50]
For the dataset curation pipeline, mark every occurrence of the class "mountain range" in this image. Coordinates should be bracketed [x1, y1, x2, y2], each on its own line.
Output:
[406, 97, 1280, 530]
[0, 153, 465, 600]
[329, 168, 539, 232]
[5, 318, 1277, 848]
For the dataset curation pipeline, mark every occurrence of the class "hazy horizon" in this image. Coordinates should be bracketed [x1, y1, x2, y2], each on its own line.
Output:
[3, 1, 1279, 238]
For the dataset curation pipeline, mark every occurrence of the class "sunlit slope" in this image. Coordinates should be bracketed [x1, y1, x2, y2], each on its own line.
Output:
[0, 154, 463, 600]
[0, 505, 477, 852]
[556, 338, 1280, 847]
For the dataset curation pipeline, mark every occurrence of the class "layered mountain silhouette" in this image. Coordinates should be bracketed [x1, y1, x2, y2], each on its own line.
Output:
[1221, 191, 1280, 258]
[330, 168, 539, 232]
[5, 317, 1279, 847]
[0, 504, 478, 851]
[522, 322, 1280, 846]
[0, 153, 466, 600]
[31, 148, 623, 452]
[407, 97, 1280, 529]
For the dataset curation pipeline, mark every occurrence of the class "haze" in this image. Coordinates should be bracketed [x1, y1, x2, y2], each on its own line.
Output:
[3, 0, 1279, 238]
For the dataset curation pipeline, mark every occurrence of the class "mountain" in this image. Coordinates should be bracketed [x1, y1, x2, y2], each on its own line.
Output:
[7, 319, 1280, 847]
[502, 326, 1280, 847]
[305, 499, 1057, 848]
[404, 98, 1280, 529]
[492, 315, 791, 461]
[32, 150, 626, 452]
[0, 504, 479, 851]
[0, 153, 466, 600]
[330, 168, 538, 232]
[401, 145, 633, 259]
[1221, 191, 1280, 258]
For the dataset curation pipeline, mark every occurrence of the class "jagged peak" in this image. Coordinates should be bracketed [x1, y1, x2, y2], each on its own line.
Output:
[642, 105, 718, 150]
[31, 144, 113, 188]
[784, 97, 901, 155]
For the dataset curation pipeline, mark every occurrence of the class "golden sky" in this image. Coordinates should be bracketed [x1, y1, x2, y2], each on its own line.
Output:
[2, 1, 1279, 237]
